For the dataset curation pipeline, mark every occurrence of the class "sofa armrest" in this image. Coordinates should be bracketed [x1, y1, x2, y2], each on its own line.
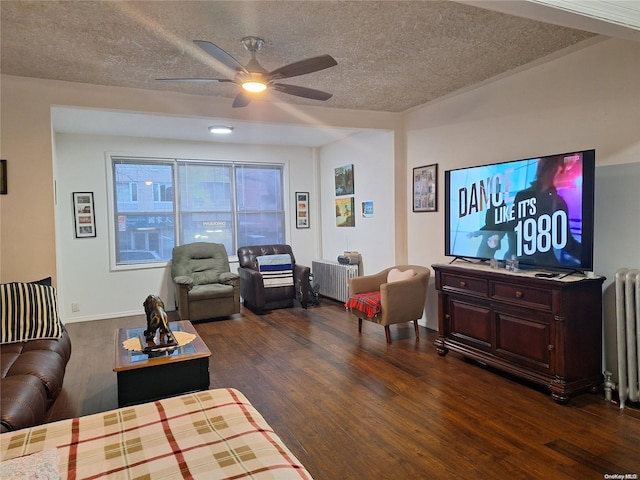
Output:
[237, 267, 265, 309]
[293, 264, 311, 308]
[349, 270, 387, 296]
[380, 275, 428, 324]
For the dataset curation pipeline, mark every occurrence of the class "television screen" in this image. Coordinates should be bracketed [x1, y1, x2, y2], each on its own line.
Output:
[445, 150, 595, 271]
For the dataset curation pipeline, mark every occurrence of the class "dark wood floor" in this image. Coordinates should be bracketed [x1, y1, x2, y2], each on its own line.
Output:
[49, 299, 640, 480]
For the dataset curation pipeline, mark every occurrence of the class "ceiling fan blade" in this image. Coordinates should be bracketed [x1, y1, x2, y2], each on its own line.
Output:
[271, 83, 333, 101]
[268, 55, 337, 80]
[194, 40, 247, 73]
[156, 78, 235, 83]
[232, 91, 252, 108]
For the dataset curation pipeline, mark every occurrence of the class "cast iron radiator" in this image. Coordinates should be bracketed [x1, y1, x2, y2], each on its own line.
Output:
[605, 268, 640, 409]
[311, 259, 359, 303]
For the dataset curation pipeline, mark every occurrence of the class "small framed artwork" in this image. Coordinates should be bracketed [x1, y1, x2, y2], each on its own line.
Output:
[73, 192, 96, 238]
[0, 160, 7, 195]
[334, 164, 354, 196]
[362, 201, 374, 218]
[336, 196, 355, 227]
[413, 164, 438, 212]
[295, 192, 309, 229]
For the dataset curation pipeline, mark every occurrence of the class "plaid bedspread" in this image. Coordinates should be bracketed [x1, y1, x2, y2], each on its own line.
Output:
[0, 388, 313, 480]
[345, 291, 382, 318]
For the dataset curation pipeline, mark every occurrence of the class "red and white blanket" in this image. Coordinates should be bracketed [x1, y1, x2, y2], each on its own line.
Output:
[345, 291, 382, 318]
[1, 388, 313, 480]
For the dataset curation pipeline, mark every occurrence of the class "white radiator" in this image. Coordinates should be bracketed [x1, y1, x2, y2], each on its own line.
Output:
[612, 268, 640, 409]
[312, 260, 359, 303]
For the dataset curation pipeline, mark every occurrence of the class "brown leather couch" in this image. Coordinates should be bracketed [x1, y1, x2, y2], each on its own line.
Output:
[237, 244, 310, 313]
[0, 326, 72, 432]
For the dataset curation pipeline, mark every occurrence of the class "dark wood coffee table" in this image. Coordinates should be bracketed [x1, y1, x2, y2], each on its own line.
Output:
[114, 320, 211, 407]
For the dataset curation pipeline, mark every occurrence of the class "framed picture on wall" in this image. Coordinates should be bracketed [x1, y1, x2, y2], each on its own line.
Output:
[362, 201, 374, 218]
[0, 160, 7, 195]
[73, 192, 96, 238]
[334, 164, 354, 196]
[413, 164, 438, 212]
[295, 192, 309, 229]
[336, 196, 355, 227]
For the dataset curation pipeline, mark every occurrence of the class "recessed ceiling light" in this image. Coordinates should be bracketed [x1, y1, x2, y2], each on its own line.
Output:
[208, 125, 234, 134]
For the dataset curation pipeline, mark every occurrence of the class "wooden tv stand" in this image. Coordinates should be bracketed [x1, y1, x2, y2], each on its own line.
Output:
[432, 262, 605, 404]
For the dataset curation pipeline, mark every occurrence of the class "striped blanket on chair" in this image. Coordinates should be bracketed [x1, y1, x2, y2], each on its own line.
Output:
[257, 254, 294, 288]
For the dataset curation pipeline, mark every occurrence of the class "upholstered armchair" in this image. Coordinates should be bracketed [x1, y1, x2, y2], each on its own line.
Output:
[346, 265, 430, 343]
[237, 244, 310, 314]
[171, 242, 241, 321]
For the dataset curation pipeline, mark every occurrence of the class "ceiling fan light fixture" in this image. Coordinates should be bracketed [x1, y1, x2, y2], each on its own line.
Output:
[208, 125, 234, 134]
[242, 81, 267, 93]
[157, 37, 336, 108]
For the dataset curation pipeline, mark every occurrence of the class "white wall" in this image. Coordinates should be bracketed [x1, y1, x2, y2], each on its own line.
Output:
[319, 130, 396, 275]
[54, 133, 317, 322]
[405, 37, 640, 359]
[594, 162, 640, 381]
[0, 75, 401, 285]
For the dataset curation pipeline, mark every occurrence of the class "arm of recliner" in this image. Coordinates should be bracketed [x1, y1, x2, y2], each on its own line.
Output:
[173, 276, 193, 319]
[237, 267, 265, 309]
[293, 264, 311, 308]
[174, 275, 194, 287]
[219, 271, 239, 286]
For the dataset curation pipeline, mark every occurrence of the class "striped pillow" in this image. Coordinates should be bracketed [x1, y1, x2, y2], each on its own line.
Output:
[1, 282, 63, 344]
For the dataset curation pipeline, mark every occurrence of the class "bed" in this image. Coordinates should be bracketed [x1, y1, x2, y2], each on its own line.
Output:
[0, 388, 313, 479]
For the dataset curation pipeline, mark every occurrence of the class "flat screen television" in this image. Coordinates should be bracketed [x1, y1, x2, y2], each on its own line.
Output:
[444, 149, 595, 272]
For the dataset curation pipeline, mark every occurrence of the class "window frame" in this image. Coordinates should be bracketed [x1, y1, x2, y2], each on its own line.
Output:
[106, 155, 288, 270]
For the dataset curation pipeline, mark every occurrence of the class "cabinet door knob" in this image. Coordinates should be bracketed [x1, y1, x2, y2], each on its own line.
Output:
[460, 281, 467, 287]
[515, 291, 523, 298]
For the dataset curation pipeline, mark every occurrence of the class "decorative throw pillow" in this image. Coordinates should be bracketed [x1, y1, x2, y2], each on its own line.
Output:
[0, 282, 63, 344]
[387, 268, 415, 283]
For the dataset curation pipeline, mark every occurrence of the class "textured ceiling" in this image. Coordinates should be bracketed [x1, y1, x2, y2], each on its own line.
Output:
[0, 0, 603, 113]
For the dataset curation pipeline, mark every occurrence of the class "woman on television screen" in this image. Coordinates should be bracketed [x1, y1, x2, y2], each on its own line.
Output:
[511, 156, 582, 267]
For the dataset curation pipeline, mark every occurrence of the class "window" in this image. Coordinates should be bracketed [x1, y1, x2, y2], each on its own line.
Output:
[153, 183, 173, 203]
[179, 163, 234, 252]
[235, 165, 285, 247]
[113, 161, 175, 264]
[111, 158, 285, 265]
[116, 182, 138, 203]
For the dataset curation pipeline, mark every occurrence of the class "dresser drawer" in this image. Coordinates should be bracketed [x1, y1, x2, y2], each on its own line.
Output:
[491, 282, 552, 309]
[441, 273, 488, 296]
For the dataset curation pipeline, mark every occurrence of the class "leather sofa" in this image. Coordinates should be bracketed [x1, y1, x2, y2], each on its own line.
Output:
[237, 244, 310, 313]
[0, 326, 72, 433]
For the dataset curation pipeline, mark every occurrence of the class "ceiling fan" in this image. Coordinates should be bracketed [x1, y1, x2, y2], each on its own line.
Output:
[157, 36, 338, 108]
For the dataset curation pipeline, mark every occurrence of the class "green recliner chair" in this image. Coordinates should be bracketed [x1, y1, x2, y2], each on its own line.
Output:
[171, 242, 241, 321]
